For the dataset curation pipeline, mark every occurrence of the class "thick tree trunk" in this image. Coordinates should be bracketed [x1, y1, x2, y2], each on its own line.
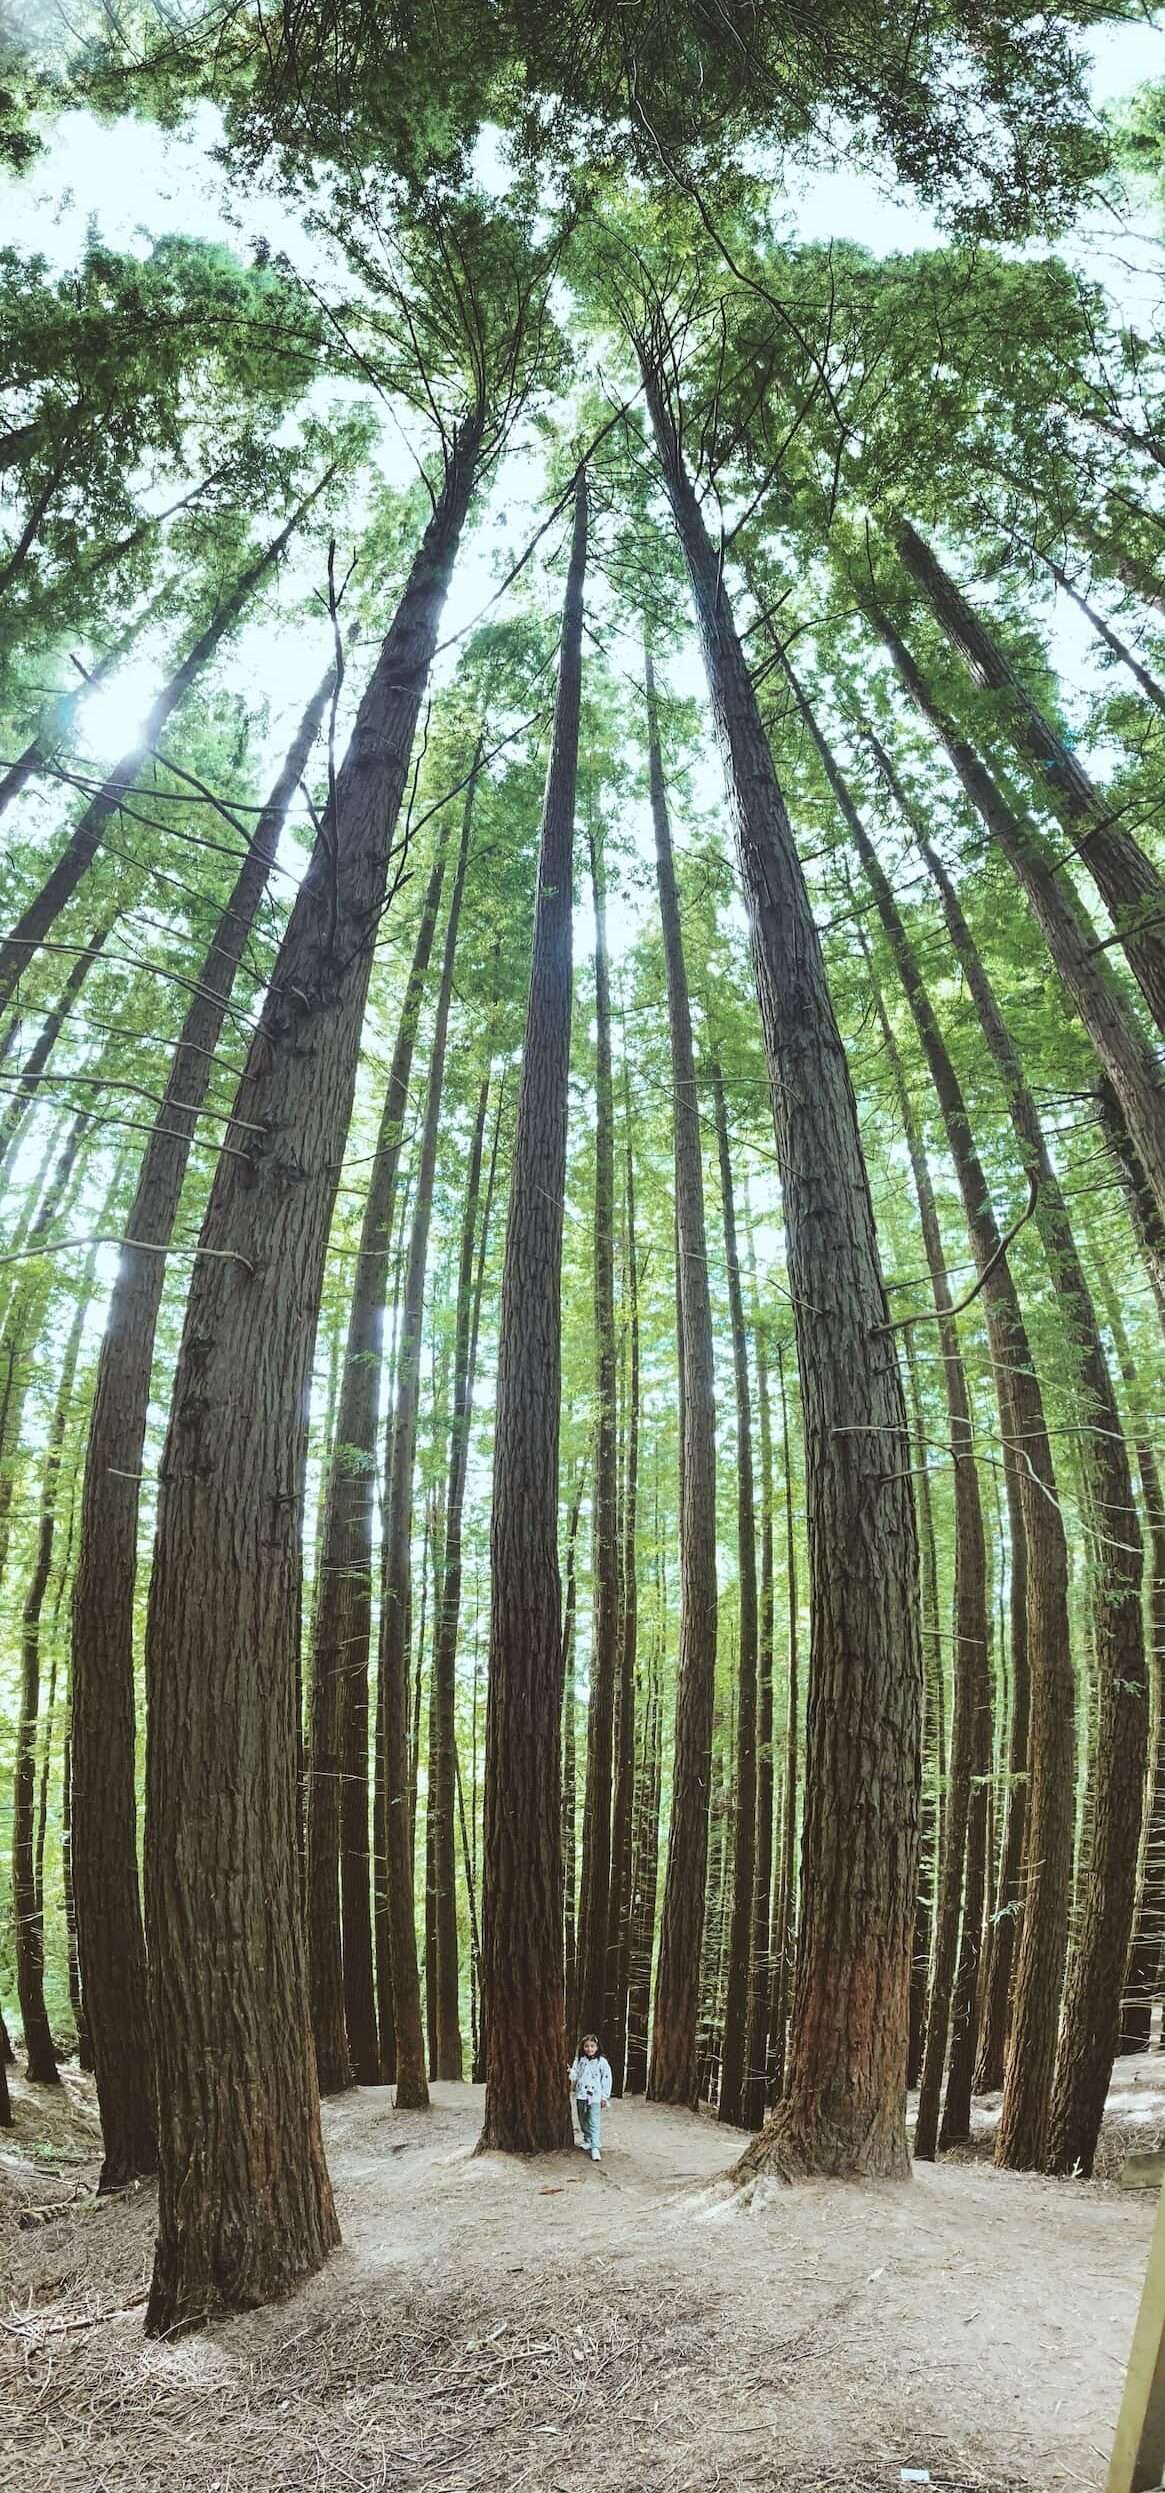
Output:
[142, 419, 482, 2333]
[0, 487, 327, 1016]
[643, 645, 719, 2108]
[1102, 1296, 1165, 2054]
[895, 520, 1165, 1039]
[430, 1072, 493, 2081]
[12, 1280, 89, 2081]
[605, 1091, 640, 2088]
[379, 773, 473, 2111]
[72, 671, 332, 2191]
[710, 1056, 759, 2130]
[577, 819, 620, 2043]
[643, 367, 920, 2181]
[901, 1335, 942, 2094]
[912, 833, 1147, 2174]
[868, 596, 1165, 1233]
[1095, 1078, 1165, 1339]
[478, 471, 587, 2155]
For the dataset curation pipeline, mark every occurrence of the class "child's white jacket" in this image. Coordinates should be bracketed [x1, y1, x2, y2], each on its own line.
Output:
[570, 2054, 612, 2103]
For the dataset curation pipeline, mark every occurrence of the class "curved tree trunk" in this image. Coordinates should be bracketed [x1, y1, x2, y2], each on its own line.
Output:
[867, 594, 1165, 1233]
[142, 417, 482, 2335]
[478, 470, 587, 2155]
[643, 644, 719, 2108]
[72, 669, 333, 2191]
[895, 519, 1165, 1039]
[710, 1055, 758, 2130]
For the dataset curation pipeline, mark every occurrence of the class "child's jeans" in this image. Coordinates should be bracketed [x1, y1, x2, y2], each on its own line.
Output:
[577, 2098, 602, 2155]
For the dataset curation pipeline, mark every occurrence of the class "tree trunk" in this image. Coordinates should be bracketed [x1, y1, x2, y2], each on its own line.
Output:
[0, 912, 118, 1189]
[911, 830, 1147, 2174]
[625, 1557, 664, 2097]
[743, 1236, 776, 2131]
[576, 817, 620, 2043]
[901, 1333, 942, 2095]
[142, 418, 482, 2334]
[1100, 1293, 1165, 2055]
[478, 470, 587, 2155]
[710, 1055, 759, 2130]
[430, 1072, 493, 2081]
[895, 519, 1165, 1039]
[379, 770, 474, 2111]
[767, 1335, 800, 2106]
[643, 363, 920, 2181]
[562, 1469, 585, 2049]
[12, 1278, 90, 2080]
[605, 1087, 640, 2089]
[1095, 1078, 1165, 1339]
[0, 484, 329, 1016]
[867, 594, 1165, 1233]
[643, 644, 718, 2108]
[72, 670, 333, 2191]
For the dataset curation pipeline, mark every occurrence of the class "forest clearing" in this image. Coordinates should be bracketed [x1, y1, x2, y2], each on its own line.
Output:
[4, 2060, 1162, 2493]
[3, 2, 1165, 2488]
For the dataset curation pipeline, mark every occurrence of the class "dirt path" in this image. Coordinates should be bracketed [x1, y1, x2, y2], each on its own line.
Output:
[1, 2070, 1157, 2492]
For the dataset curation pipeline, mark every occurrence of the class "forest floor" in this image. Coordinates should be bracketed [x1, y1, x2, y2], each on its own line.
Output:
[3, 2058, 1165, 2493]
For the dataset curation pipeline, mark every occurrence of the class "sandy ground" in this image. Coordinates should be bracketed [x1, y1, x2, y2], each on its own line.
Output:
[2, 2061, 1163, 2493]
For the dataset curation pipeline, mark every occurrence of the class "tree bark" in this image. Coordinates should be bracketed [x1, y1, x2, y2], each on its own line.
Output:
[710, 1054, 759, 2130]
[478, 470, 587, 2155]
[142, 417, 482, 2334]
[895, 519, 1165, 1040]
[379, 769, 473, 2110]
[743, 1236, 776, 2131]
[643, 644, 718, 2108]
[430, 1071, 493, 2080]
[911, 831, 1147, 2175]
[0, 912, 118, 1190]
[72, 670, 332, 2191]
[576, 816, 620, 2043]
[642, 364, 920, 2181]
[605, 1085, 640, 2090]
[767, 1335, 799, 2106]
[562, 1468, 585, 2049]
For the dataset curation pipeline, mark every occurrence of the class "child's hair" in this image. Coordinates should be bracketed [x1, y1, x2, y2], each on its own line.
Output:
[580, 2032, 600, 2052]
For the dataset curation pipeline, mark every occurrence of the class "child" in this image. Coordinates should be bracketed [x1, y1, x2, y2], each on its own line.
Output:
[569, 2033, 612, 2163]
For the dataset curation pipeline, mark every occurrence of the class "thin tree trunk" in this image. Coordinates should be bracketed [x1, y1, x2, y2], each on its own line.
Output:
[767, 1336, 799, 2105]
[0, 912, 118, 1189]
[1100, 1290, 1165, 2055]
[625, 1556, 664, 2097]
[142, 415, 483, 2334]
[901, 1333, 941, 2096]
[431, 1072, 493, 2080]
[605, 1081, 640, 2089]
[710, 1054, 759, 2130]
[643, 644, 718, 2108]
[0, 484, 330, 1016]
[577, 816, 620, 2042]
[478, 470, 587, 2155]
[1095, 1077, 1165, 1339]
[866, 594, 1165, 1232]
[72, 669, 332, 2190]
[380, 772, 474, 2111]
[895, 519, 1165, 1038]
[12, 1278, 90, 2080]
[562, 1468, 585, 2049]
[743, 1231, 775, 2131]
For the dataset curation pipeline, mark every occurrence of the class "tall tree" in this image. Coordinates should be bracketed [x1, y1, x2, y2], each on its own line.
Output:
[479, 468, 587, 2154]
[709, 1052, 759, 2130]
[576, 812, 620, 2042]
[643, 645, 718, 2107]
